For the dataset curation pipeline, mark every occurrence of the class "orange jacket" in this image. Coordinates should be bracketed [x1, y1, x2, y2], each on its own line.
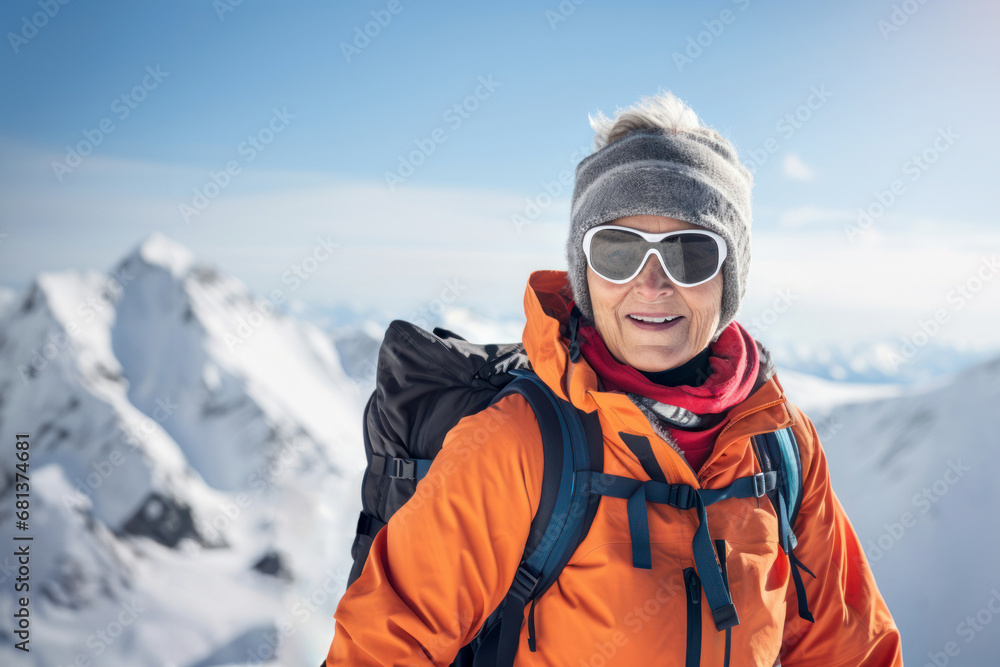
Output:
[327, 270, 903, 666]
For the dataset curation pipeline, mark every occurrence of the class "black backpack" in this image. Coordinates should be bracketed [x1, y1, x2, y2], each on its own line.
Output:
[339, 318, 814, 667]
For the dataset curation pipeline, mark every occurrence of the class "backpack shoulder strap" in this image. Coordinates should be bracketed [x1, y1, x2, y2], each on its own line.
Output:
[467, 369, 603, 667]
[752, 426, 804, 529]
[751, 426, 815, 624]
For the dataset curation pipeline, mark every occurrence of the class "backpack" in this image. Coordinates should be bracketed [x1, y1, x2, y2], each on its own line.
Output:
[341, 318, 814, 667]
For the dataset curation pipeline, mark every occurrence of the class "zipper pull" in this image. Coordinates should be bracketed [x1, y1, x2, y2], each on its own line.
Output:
[685, 568, 701, 604]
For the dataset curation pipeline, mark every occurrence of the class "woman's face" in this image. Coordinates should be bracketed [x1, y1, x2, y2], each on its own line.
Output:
[586, 214, 724, 373]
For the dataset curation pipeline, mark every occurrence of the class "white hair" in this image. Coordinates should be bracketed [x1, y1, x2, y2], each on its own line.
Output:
[587, 89, 722, 151]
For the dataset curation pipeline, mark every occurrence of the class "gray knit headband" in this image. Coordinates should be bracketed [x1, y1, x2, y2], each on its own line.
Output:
[565, 128, 754, 343]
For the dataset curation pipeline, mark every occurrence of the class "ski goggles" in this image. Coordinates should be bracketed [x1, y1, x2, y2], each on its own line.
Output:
[582, 225, 728, 286]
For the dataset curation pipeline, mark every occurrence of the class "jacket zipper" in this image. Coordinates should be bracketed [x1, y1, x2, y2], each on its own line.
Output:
[684, 567, 701, 667]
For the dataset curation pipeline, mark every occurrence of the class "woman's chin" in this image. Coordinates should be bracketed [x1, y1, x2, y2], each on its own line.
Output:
[621, 345, 690, 373]
[621, 327, 689, 364]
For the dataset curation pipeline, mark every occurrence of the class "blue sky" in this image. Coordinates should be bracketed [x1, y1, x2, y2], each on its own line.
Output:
[1, 0, 998, 353]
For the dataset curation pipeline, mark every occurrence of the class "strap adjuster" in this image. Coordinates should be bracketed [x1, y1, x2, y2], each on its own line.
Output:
[753, 472, 768, 498]
[510, 564, 539, 600]
[390, 457, 416, 479]
[711, 602, 740, 631]
[667, 484, 695, 510]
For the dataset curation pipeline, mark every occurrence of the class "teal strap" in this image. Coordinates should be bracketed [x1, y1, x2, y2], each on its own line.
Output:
[577, 470, 777, 631]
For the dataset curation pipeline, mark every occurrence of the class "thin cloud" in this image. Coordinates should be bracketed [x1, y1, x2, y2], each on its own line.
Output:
[782, 153, 816, 181]
[777, 206, 854, 228]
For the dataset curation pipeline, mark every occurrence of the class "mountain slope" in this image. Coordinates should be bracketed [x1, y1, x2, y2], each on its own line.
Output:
[0, 234, 365, 666]
[800, 353, 1000, 666]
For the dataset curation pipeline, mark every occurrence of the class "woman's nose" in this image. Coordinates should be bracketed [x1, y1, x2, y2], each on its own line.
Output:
[633, 253, 676, 296]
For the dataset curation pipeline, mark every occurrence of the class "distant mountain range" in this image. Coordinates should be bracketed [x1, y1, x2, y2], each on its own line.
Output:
[1, 233, 996, 665]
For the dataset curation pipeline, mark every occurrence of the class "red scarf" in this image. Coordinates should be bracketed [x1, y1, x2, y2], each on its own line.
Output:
[577, 319, 761, 472]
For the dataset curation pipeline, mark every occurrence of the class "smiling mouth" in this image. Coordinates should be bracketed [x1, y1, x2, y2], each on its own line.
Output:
[628, 314, 682, 324]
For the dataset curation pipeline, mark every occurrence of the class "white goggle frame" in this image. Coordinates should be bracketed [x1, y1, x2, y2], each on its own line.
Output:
[582, 225, 728, 286]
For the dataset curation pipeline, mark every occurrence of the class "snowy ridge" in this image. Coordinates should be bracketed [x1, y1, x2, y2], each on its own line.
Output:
[764, 335, 998, 385]
[0, 234, 364, 667]
[0, 268, 221, 532]
[0, 285, 17, 321]
[110, 234, 361, 492]
[775, 365, 906, 414]
[799, 352, 1000, 666]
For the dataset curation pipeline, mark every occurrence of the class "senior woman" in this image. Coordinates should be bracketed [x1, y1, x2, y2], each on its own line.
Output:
[326, 92, 902, 665]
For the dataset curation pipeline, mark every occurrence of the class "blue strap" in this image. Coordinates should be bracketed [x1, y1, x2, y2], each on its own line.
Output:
[774, 483, 816, 623]
[693, 476, 773, 630]
[489, 370, 596, 666]
[627, 484, 652, 568]
[789, 550, 816, 623]
[501, 372, 579, 577]
[577, 470, 777, 631]
[773, 481, 797, 553]
[752, 428, 816, 626]
[493, 564, 539, 666]
[773, 428, 803, 525]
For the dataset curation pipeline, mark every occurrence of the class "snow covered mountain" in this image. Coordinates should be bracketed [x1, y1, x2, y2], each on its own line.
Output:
[0, 286, 17, 321]
[0, 232, 996, 665]
[797, 354, 1000, 666]
[764, 335, 998, 386]
[0, 234, 365, 666]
